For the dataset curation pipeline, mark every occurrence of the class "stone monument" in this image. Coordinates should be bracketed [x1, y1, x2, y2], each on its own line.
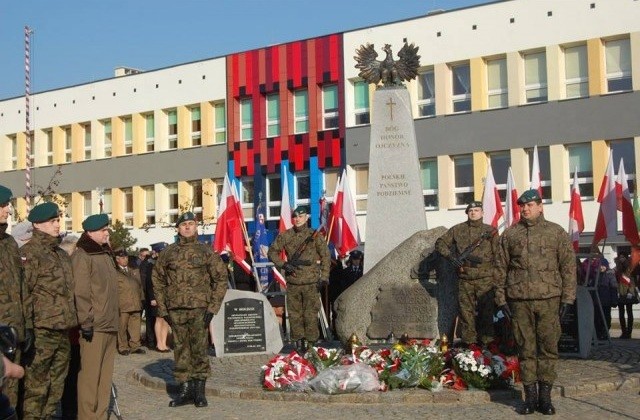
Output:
[354, 42, 427, 273]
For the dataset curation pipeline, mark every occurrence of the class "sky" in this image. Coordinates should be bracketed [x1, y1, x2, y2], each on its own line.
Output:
[0, 0, 494, 100]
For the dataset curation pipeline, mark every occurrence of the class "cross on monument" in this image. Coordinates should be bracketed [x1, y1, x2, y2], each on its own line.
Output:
[386, 97, 396, 121]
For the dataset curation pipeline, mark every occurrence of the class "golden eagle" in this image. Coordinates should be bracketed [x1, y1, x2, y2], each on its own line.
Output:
[354, 42, 421, 88]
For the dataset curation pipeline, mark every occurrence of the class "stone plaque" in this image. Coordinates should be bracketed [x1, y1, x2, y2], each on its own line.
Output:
[367, 281, 438, 339]
[559, 285, 594, 359]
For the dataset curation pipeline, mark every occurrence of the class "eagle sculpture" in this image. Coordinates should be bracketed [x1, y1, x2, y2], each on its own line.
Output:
[354, 42, 421, 88]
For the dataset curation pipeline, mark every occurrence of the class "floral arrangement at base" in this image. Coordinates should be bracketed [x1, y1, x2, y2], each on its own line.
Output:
[305, 346, 343, 371]
[448, 345, 494, 390]
[261, 351, 317, 391]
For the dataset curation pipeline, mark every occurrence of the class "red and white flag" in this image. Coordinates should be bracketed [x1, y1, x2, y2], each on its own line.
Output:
[530, 145, 543, 198]
[568, 168, 584, 251]
[593, 154, 617, 246]
[615, 158, 640, 245]
[482, 164, 504, 228]
[329, 169, 359, 256]
[505, 167, 520, 228]
[213, 174, 251, 274]
[272, 167, 293, 289]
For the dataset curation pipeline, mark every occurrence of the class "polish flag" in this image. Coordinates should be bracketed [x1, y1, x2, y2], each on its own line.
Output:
[530, 145, 543, 198]
[615, 158, 640, 245]
[329, 169, 359, 256]
[592, 154, 617, 246]
[505, 167, 520, 228]
[272, 167, 293, 289]
[568, 168, 584, 251]
[482, 164, 504, 228]
[213, 175, 251, 274]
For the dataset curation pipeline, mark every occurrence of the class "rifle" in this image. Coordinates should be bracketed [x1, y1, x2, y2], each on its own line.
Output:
[283, 228, 321, 276]
[450, 229, 497, 273]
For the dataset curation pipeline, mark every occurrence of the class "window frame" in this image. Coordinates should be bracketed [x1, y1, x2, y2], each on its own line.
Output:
[240, 98, 253, 141]
[524, 51, 548, 104]
[417, 69, 436, 117]
[451, 63, 471, 113]
[453, 155, 475, 206]
[322, 84, 339, 130]
[567, 143, 594, 200]
[266, 93, 280, 138]
[190, 106, 201, 147]
[420, 158, 439, 210]
[486, 58, 508, 109]
[605, 38, 632, 93]
[293, 89, 309, 134]
[213, 101, 226, 143]
[564, 44, 589, 99]
[145, 113, 155, 152]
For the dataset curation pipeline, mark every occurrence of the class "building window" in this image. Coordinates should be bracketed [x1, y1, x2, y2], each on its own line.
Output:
[524, 51, 548, 103]
[82, 191, 92, 219]
[166, 183, 178, 224]
[266, 175, 282, 220]
[420, 159, 438, 209]
[568, 143, 593, 198]
[610, 139, 635, 193]
[122, 187, 133, 227]
[354, 81, 370, 125]
[191, 106, 201, 146]
[9, 134, 17, 169]
[189, 180, 203, 219]
[294, 89, 309, 134]
[144, 185, 155, 225]
[101, 189, 112, 217]
[123, 117, 133, 155]
[453, 155, 474, 205]
[64, 126, 72, 162]
[240, 99, 253, 141]
[605, 38, 632, 93]
[452, 63, 471, 113]
[45, 129, 53, 165]
[417, 69, 436, 117]
[527, 146, 552, 199]
[323, 170, 340, 200]
[83, 123, 91, 160]
[213, 102, 226, 143]
[145, 113, 155, 152]
[488, 151, 510, 201]
[103, 120, 112, 157]
[294, 172, 310, 207]
[322, 84, 339, 130]
[354, 166, 369, 213]
[564, 45, 588, 99]
[239, 178, 254, 220]
[266, 94, 280, 138]
[487, 58, 508, 109]
[167, 110, 177, 149]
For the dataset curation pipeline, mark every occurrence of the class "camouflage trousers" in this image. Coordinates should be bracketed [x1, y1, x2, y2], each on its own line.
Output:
[458, 277, 496, 345]
[511, 297, 561, 385]
[169, 308, 210, 383]
[3, 348, 21, 409]
[23, 328, 70, 419]
[287, 283, 320, 341]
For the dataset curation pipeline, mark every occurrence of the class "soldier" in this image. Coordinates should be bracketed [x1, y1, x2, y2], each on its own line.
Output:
[435, 201, 499, 346]
[268, 205, 331, 351]
[114, 248, 146, 355]
[152, 212, 227, 408]
[72, 213, 119, 419]
[20, 202, 77, 419]
[0, 185, 30, 409]
[495, 189, 576, 415]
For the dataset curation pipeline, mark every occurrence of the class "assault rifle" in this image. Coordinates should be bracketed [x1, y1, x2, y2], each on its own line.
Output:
[282, 228, 321, 276]
[450, 229, 497, 273]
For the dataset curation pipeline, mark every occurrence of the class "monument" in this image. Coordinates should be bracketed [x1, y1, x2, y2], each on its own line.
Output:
[354, 42, 428, 273]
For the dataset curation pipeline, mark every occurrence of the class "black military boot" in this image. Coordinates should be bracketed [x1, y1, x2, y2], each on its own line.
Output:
[537, 381, 556, 415]
[520, 383, 538, 415]
[169, 381, 194, 407]
[193, 379, 208, 407]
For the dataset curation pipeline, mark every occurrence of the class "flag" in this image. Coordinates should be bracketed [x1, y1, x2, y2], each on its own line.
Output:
[530, 145, 543, 198]
[568, 168, 584, 251]
[615, 158, 640, 245]
[329, 169, 359, 256]
[318, 192, 330, 236]
[252, 203, 270, 291]
[505, 167, 520, 228]
[213, 174, 251, 274]
[592, 154, 617, 246]
[634, 192, 640, 235]
[272, 168, 293, 289]
[482, 164, 504, 228]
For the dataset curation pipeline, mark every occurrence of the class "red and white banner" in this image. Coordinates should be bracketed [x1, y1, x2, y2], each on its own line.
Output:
[505, 167, 519, 228]
[615, 158, 640, 245]
[482, 164, 504, 228]
[213, 175, 251, 274]
[329, 169, 359, 256]
[593, 154, 617, 246]
[530, 145, 543, 198]
[568, 168, 584, 251]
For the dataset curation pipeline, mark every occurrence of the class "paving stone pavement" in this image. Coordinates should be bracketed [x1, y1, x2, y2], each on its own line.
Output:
[109, 331, 640, 420]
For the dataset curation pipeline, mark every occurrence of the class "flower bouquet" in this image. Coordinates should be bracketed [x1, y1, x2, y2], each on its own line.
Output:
[261, 351, 317, 391]
[450, 346, 493, 390]
[305, 346, 343, 371]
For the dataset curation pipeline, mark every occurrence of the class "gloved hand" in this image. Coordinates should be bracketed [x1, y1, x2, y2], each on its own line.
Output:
[559, 303, 571, 321]
[81, 328, 94, 343]
[316, 279, 328, 292]
[449, 257, 463, 269]
[282, 262, 296, 275]
[498, 304, 512, 322]
[22, 328, 35, 354]
[204, 311, 214, 325]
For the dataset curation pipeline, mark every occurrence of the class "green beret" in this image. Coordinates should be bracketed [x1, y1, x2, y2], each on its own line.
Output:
[82, 213, 109, 231]
[28, 202, 60, 223]
[0, 185, 13, 206]
[176, 211, 196, 226]
[517, 189, 542, 205]
[465, 200, 483, 214]
[293, 205, 309, 216]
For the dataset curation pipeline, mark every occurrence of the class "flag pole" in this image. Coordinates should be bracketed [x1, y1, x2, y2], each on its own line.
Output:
[238, 208, 261, 291]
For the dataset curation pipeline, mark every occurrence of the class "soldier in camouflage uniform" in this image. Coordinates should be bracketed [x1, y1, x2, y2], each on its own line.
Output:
[435, 201, 499, 346]
[495, 189, 576, 416]
[152, 212, 227, 408]
[268, 206, 330, 350]
[20, 202, 77, 419]
[0, 185, 30, 409]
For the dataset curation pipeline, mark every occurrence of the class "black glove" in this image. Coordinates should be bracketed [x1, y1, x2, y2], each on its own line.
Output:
[498, 304, 512, 322]
[282, 262, 296, 275]
[22, 328, 35, 354]
[449, 257, 463, 269]
[559, 303, 571, 321]
[81, 328, 94, 343]
[317, 279, 328, 292]
[204, 311, 214, 325]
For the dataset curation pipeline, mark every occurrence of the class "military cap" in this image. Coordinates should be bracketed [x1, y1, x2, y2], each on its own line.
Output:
[82, 213, 109, 231]
[292, 205, 309, 216]
[0, 185, 13, 206]
[465, 200, 483, 214]
[150, 242, 168, 253]
[517, 189, 542, 205]
[176, 211, 197, 226]
[113, 248, 128, 257]
[27, 202, 60, 223]
[350, 250, 364, 259]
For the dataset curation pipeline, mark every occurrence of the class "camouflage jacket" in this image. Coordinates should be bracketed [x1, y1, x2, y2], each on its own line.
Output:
[435, 219, 498, 280]
[0, 224, 26, 340]
[116, 266, 143, 313]
[21, 229, 77, 330]
[268, 226, 330, 285]
[495, 215, 576, 305]
[152, 235, 227, 317]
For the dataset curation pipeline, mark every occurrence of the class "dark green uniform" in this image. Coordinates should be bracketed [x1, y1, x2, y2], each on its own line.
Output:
[268, 226, 330, 341]
[435, 219, 498, 344]
[495, 215, 576, 385]
[152, 235, 227, 383]
[21, 229, 77, 419]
